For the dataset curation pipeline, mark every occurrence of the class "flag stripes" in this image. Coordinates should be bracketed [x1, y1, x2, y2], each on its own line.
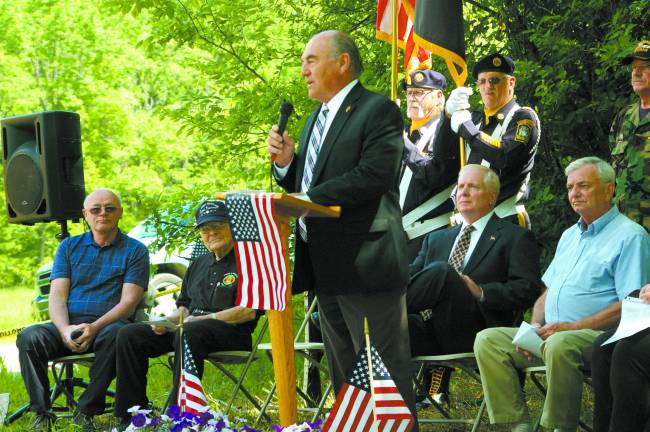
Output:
[226, 193, 287, 311]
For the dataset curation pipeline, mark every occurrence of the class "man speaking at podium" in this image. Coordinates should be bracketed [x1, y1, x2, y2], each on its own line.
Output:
[267, 30, 417, 421]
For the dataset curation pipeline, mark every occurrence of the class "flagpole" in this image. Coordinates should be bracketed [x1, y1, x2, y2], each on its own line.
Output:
[390, 0, 398, 102]
[364, 317, 379, 431]
[178, 312, 184, 411]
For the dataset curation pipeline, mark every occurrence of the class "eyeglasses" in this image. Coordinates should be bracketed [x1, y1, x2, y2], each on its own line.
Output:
[476, 77, 504, 87]
[87, 206, 118, 215]
[406, 89, 432, 99]
[199, 222, 228, 234]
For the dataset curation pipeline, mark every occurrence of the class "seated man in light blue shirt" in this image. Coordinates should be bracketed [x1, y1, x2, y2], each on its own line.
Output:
[473, 156, 649, 432]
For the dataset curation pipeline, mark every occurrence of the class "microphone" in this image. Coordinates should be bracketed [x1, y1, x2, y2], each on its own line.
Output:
[273, 101, 294, 162]
[277, 101, 294, 135]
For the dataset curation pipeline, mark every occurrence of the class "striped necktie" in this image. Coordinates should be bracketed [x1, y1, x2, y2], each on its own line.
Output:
[448, 224, 475, 272]
[298, 106, 329, 241]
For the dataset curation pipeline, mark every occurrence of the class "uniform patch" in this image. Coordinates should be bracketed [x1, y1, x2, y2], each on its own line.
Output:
[480, 132, 502, 148]
[515, 125, 531, 143]
[222, 273, 237, 285]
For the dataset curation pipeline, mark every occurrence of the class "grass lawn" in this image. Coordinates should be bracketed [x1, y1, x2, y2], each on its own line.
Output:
[0, 289, 596, 431]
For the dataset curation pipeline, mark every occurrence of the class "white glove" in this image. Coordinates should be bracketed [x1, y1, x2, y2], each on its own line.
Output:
[445, 87, 473, 115]
[451, 110, 472, 133]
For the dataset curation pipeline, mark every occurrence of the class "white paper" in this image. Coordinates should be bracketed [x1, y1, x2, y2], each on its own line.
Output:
[512, 321, 543, 358]
[142, 314, 177, 330]
[602, 297, 650, 345]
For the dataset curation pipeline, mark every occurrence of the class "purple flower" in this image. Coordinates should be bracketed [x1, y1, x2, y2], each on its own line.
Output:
[167, 405, 181, 421]
[130, 413, 147, 427]
[149, 416, 162, 427]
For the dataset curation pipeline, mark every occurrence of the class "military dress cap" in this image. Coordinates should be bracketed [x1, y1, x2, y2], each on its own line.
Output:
[621, 40, 650, 64]
[472, 52, 516, 79]
[402, 69, 447, 91]
[195, 200, 229, 227]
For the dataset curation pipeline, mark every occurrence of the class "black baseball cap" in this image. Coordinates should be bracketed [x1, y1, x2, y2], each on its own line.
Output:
[195, 200, 229, 228]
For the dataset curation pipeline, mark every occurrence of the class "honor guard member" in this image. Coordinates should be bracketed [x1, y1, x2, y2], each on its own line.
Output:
[445, 53, 540, 228]
[400, 67, 461, 259]
[610, 39, 650, 230]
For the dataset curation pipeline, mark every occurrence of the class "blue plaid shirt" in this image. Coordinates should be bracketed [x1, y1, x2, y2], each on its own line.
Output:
[50, 230, 150, 320]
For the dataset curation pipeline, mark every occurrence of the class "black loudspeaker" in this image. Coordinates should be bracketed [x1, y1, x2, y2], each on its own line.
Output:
[1, 111, 85, 225]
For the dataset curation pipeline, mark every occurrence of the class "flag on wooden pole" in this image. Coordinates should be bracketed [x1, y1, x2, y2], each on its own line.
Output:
[177, 325, 208, 415]
[376, 0, 430, 73]
[412, 0, 467, 87]
[225, 193, 287, 311]
[323, 344, 414, 431]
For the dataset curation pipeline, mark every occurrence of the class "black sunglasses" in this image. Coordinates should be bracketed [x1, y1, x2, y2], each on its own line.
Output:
[87, 206, 119, 215]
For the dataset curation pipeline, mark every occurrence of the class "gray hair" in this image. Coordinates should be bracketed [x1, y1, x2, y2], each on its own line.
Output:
[458, 164, 501, 195]
[564, 157, 615, 185]
[325, 30, 364, 78]
[83, 188, 122, 208]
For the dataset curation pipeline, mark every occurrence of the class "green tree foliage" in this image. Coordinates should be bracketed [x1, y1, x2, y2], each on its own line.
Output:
[0, 0, 645, 286]
[106, 0, 647, 266]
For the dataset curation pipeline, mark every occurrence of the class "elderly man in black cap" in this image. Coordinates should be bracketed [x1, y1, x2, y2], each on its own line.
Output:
[400, 67, 460, 259]
[113, 200, 259, 425]
[445, 52, 540, 228]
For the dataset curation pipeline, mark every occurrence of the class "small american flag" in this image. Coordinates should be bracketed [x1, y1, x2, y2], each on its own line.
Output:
[323, 345, 414, 432]
[177, 333, 208, 415]
[225, 193, 287, 311]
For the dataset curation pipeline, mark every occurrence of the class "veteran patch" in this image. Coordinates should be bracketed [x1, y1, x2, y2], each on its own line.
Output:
[514, 119, 534, 143]
[222, 273, 237, 285]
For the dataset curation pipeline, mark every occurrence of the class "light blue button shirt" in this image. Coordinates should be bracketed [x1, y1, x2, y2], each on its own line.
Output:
[543, 206, 649, 323]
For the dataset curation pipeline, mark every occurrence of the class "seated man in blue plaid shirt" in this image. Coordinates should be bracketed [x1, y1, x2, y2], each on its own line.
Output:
[16, 188, 150, 432]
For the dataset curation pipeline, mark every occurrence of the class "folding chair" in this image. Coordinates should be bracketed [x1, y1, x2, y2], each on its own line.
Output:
[254, 296, 333, 427]
[524, 365, 593, 432]
[412, 352, 486, 431]
[164, 315, 270, 422]
[5, 353, 114, 424]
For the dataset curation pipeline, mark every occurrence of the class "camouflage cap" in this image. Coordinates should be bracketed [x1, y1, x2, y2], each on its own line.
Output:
[622, 40, 650, 65]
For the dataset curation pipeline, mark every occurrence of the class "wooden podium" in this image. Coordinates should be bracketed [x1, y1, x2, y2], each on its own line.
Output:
[216, 192, 340, 426]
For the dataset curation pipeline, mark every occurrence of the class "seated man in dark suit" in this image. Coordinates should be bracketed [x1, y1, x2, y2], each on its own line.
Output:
[407, 164, 542, 381]
[114, 200, 259, 426]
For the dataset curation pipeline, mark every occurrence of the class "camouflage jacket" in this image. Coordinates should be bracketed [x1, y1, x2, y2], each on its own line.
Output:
[609, 100, 650, 230]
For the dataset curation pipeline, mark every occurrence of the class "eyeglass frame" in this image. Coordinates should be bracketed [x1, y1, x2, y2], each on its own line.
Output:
[86, 205, 120, 215]
[406, 88, 435, 99]
[475, 76, 508, 87]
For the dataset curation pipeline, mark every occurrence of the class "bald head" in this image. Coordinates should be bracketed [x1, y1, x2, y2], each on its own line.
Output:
[83, 188, 121, 209]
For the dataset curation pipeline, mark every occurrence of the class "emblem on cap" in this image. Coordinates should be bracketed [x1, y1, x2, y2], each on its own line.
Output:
[414, 72, 425, 82]
[493, 57, 502, 67]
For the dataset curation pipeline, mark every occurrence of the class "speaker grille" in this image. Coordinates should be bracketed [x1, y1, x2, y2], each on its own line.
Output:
[6, 147, 43, 215]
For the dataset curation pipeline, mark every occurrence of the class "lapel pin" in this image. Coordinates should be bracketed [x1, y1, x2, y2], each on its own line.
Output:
[490, 235, 496, 241]
[345, 105, 351, 113]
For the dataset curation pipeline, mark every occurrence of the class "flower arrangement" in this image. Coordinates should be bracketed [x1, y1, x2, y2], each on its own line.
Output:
[114, 405, 324, 432]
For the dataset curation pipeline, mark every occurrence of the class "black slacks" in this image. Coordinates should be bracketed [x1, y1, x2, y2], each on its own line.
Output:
[406, 261, 486, 355]
[114, 319, 251, 419]
[318, 289, 419, 430]
[16, 319, 125, 415]
[592, 327, 650, 432]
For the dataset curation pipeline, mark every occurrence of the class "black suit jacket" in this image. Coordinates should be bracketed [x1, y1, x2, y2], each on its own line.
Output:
[401, 115, 460, 221]
[278, 82, 409, 296]
[410, 213, 542, 327]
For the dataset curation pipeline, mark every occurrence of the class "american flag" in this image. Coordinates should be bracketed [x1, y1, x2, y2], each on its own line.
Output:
[225, 193, 287, 311]
[376, 0, 430, 72]
[177, 333, 208, 415]
[323, 345, 414, 432]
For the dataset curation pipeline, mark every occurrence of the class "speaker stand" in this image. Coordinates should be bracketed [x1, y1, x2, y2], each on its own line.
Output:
[55, 220, 70, 242]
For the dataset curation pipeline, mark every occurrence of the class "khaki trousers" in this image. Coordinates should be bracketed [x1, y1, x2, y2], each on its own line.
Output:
[474, 327, 601, 430]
